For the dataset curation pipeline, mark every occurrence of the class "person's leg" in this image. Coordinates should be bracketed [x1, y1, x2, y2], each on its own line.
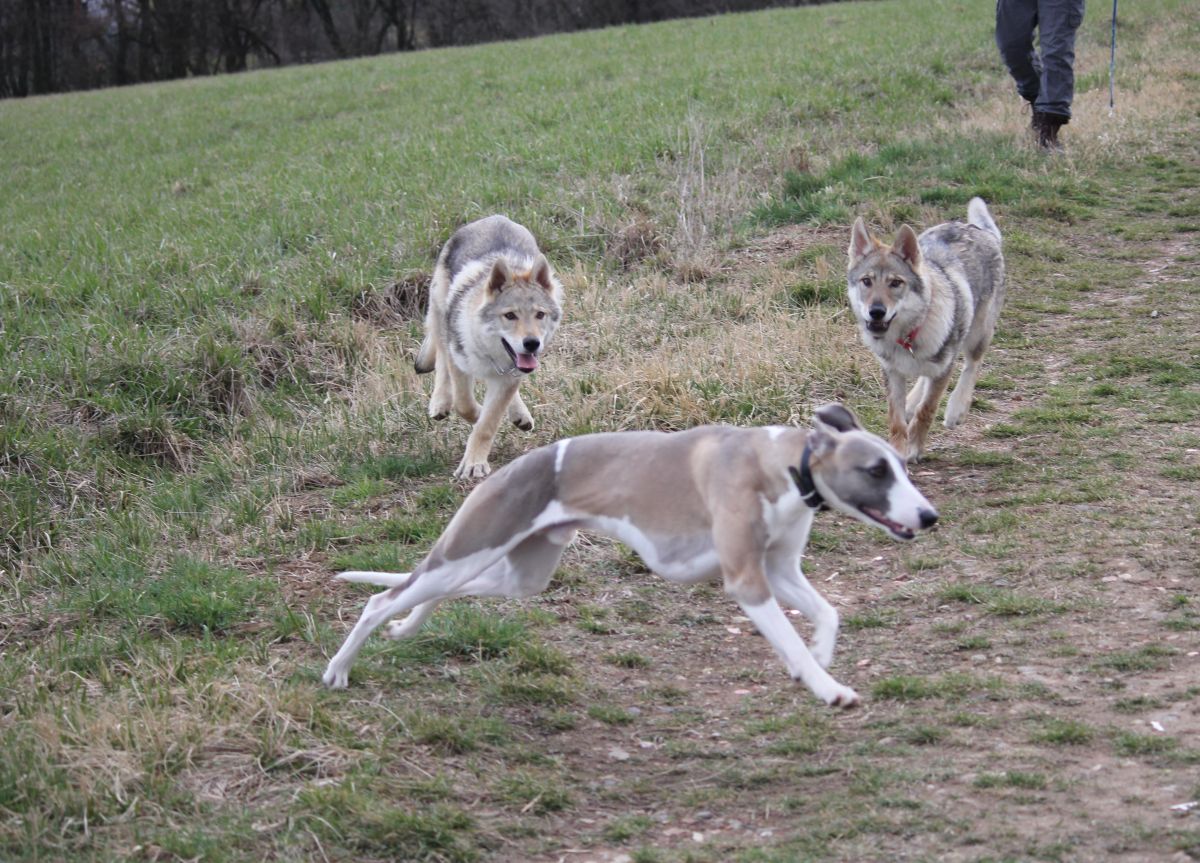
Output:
[1034, 0, 1086, 120]
[995, 0, 1042, 105]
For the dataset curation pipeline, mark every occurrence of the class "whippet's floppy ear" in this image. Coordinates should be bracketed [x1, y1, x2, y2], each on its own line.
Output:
[849, 217, 874, 265]
[808, 403, 859, 461]
[813, 402, 862, 434]
[530, 254, 555, 293]
[487, 257, 512, 295]
[892, 224, 921, 268]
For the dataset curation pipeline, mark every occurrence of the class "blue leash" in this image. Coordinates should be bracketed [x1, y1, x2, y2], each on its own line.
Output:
[1109, 0, 1118, 113]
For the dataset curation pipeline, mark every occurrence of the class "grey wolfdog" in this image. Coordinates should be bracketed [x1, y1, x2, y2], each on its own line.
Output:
[415, 215, 564, 480]
[848, 198, 1005, 462]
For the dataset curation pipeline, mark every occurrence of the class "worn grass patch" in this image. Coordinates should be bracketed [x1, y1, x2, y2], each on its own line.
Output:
[936, 583, 1068, 617]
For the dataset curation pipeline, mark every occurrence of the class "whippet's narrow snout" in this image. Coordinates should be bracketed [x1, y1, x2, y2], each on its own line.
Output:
[919, 508, 938, 529]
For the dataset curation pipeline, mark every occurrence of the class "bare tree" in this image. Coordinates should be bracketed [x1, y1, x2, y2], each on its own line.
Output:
[0, 0, 836, 98]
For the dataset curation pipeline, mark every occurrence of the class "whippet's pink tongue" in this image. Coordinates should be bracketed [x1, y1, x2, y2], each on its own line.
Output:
[516, 353, 539, 372]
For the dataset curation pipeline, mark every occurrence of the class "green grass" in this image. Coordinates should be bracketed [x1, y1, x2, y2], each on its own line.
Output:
[382, 606, 531, 665]
[84, 554, 275, 633]
[1092, 644, 1178, 673]
[588, 704, 637, 725]
[605, 651, 652, 668]
[755, 136, 1093, 229]
[492, 771, 573, 814]
[974, 771, 1049, 790]
[935, 583, 1067, 617]
[296, 784, 482, 861]
[1, 0, 1198, 859]
[405, 713, 511, 754]
[872, 673, 1005, 702]
[1031, 718, 1096, 746]
[604, 814, 656, 843]
[1112, 732, 1179, 758]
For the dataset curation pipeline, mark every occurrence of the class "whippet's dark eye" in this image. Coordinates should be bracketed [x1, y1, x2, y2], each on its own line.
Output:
[503, 312, 518, 320]
[864, 461, 889, 479]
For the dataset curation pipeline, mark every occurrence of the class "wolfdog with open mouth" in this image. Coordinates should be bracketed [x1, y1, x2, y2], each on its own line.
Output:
[847, 198, 1005, 462]
[416, 215, 564, 479]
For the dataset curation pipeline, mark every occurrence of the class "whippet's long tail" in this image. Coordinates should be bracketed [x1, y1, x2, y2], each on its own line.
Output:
[338, 570, 414, 588]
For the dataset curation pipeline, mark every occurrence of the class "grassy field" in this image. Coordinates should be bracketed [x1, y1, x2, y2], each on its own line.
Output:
[1, 0, 1199, 859]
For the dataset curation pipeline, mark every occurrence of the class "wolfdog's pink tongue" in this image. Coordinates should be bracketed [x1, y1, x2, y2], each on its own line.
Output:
[516, 353, 539, 372]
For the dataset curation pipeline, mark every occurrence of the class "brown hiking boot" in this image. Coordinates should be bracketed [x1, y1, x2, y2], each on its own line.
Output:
[1033, 112, 1068, 153]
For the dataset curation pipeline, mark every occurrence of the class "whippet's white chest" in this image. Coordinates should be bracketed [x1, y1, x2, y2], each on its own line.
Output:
[760, 485, 816, 556]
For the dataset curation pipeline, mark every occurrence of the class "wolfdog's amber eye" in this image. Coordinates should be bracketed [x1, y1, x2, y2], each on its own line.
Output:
[861, 277, 873, 288]
[889, 278, 904, 289]
[504, 312, 518, 320]
[535, 311, 545, 320]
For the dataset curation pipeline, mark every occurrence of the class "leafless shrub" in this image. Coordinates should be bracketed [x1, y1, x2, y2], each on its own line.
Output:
[352, 271, 429, 326]
[608, 215, 665, 270]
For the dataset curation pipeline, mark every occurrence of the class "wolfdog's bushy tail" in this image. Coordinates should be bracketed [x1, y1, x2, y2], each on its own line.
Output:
[967, 197, 1001, 243]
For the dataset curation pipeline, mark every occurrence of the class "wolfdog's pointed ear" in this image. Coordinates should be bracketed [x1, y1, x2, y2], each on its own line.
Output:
[849, 217, 873, 265]
[487, 258, 512, 295]
[531, 254, 555, 293]
[813, 403, 861, 434]
[892, 225, 921, 268]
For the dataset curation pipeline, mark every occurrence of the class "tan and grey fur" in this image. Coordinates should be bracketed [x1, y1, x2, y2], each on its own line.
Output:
[848, 198, 1005, 461]
[417, 215, 564, 480]
[322, 404, 938, 708]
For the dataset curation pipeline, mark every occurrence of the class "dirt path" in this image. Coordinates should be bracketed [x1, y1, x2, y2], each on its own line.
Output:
[479, 209, 1200, 862]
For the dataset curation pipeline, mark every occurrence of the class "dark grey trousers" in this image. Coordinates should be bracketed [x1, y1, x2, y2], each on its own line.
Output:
[995, 0, 1086, 120]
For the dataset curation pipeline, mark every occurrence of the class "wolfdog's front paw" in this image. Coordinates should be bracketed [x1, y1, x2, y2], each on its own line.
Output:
[428, 397, 452, 421]
[454, 459, 491, 481]
[943, 397, 969, 429]
[508, 398, 534, 431]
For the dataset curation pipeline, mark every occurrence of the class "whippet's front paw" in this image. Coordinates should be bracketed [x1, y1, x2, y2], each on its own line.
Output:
[454, 458, 491, 481]
[322, 664, 349, 689]
[821, 682, 860, 709]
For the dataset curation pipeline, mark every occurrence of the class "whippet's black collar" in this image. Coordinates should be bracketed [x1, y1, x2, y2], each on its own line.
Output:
[789, 444, 827, 512]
